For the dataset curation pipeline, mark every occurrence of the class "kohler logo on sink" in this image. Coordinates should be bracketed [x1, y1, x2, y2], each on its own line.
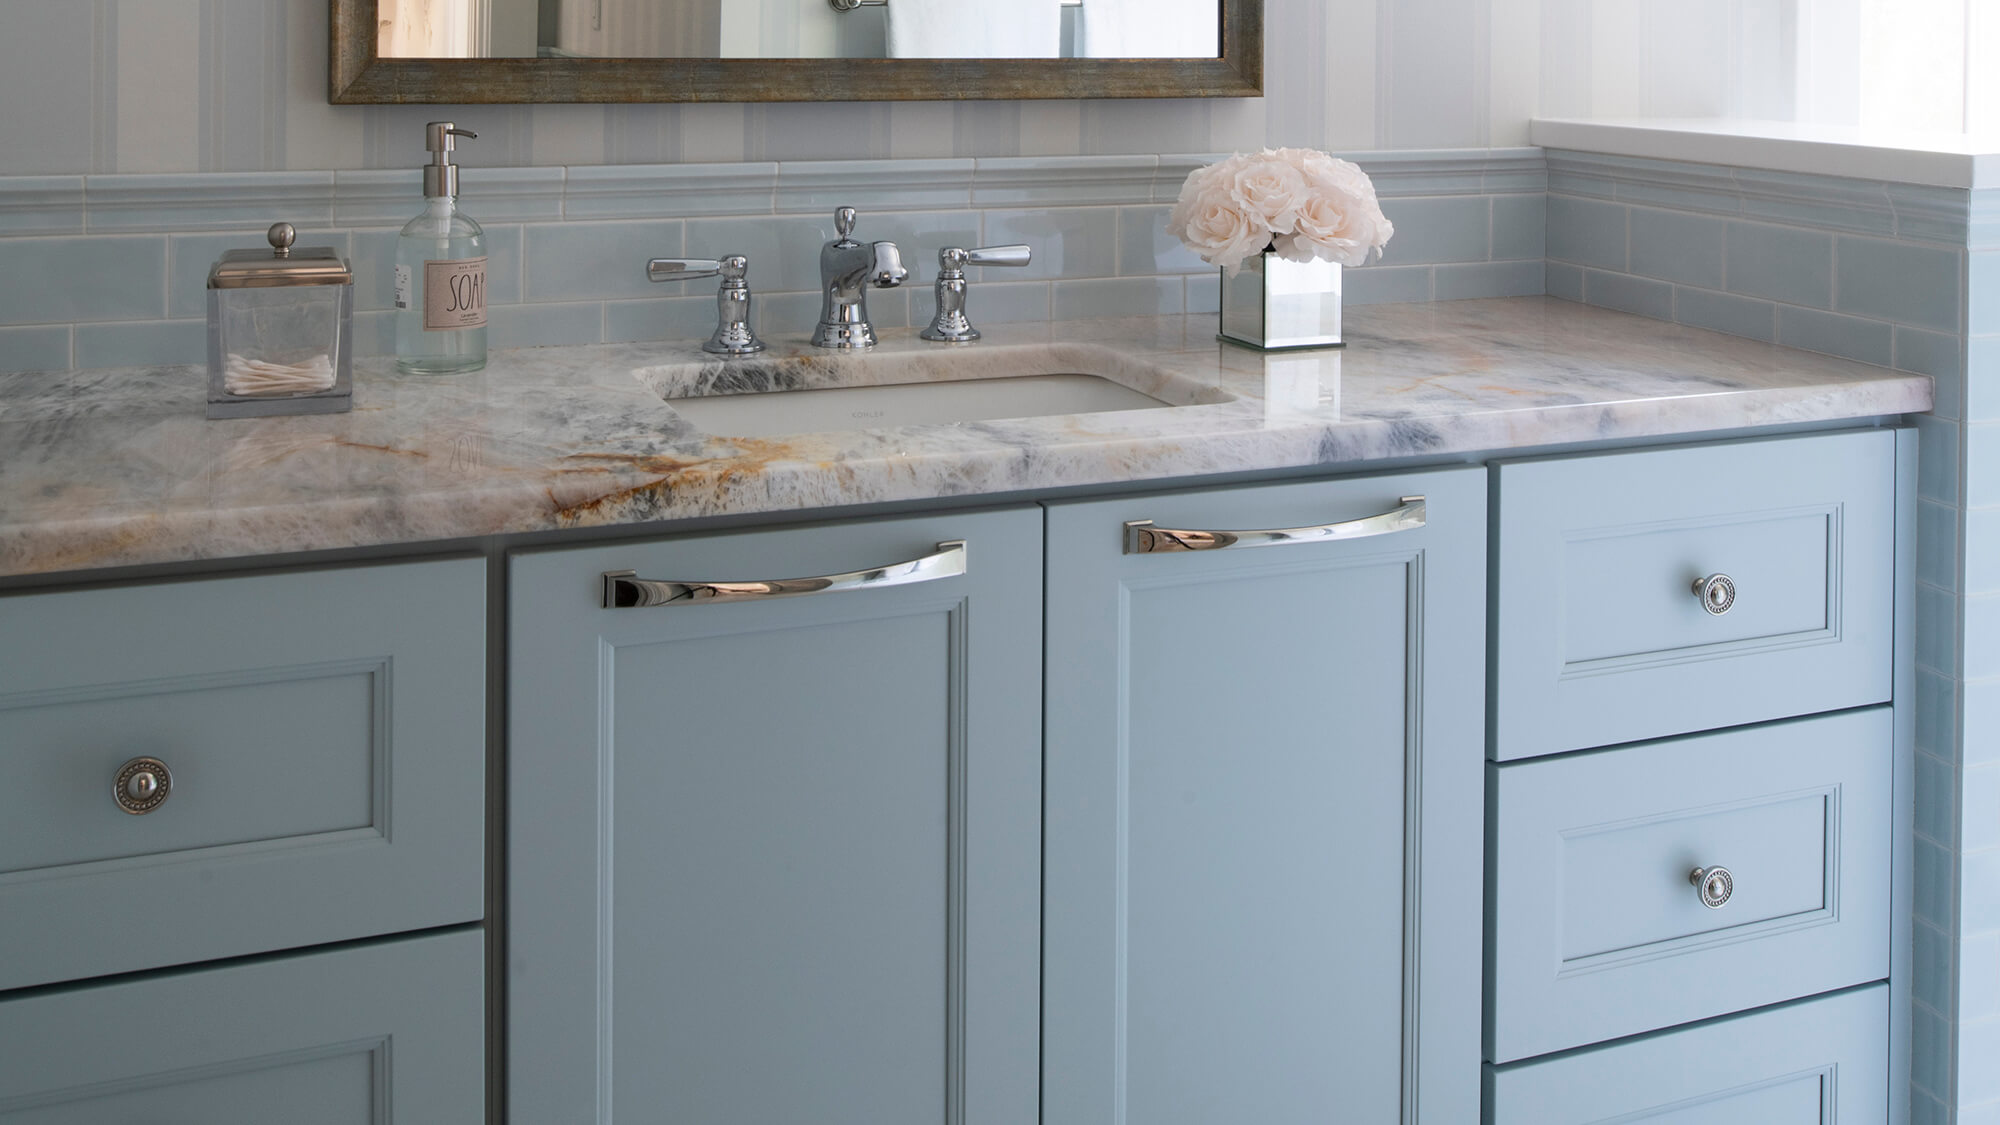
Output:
[850, 410, 886, 419]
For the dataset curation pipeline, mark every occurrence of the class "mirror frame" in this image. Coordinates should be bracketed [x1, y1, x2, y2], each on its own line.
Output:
[329, 0, 1261, 103]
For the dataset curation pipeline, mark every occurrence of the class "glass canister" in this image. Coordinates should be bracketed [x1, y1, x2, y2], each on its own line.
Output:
[206, 222, 354, 419]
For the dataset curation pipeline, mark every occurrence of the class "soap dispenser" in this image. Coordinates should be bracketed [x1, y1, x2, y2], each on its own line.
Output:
[394, 122, 486, 374]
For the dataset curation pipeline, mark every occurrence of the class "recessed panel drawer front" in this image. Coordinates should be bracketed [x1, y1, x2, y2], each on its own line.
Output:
[1487, 984, 1887, 1124]
[1489, 708, 1891, 1063]
[1492, 429, 1895, 760]
[0, 928, 484, 1123]
[0, 558, 486, 990]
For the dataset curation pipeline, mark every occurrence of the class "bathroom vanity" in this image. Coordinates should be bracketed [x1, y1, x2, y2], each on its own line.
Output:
[0, 298, 1929, 1123]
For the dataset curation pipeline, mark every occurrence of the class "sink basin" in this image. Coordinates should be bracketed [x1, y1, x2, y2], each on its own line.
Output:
[664, 373, 1173, 438]
[636, 344, 1233, 439]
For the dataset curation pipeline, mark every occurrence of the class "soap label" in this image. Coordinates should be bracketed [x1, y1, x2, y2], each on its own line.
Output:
[393, 265, 413, 310]
[423, 256, 487, 331]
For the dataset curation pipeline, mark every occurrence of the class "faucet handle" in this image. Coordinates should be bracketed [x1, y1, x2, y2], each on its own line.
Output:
[704, 253, 764, 356]
[941, 244, 1032, 271]
[834, 206, 858, 240]
[647, 257, 725, 284]
[923, 245, 1032, 344]
[645, 253, 765, 355]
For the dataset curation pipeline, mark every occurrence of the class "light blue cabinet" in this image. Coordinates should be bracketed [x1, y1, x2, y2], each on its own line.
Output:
[0, 928, 485, 1123]
[1041, 468, 1488, 1124]
[1484, 428, 1915, 1125]
[1487, 984, 1889, 1124]
[0, 557, 487, 991]
[508, 508, 1044, 1125]
[1489, 708, 1893, 1061]
[0, 558, 489, 1122]
[1491, 430, 1896, 760]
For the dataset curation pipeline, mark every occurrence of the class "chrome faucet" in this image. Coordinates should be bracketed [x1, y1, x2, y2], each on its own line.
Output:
[646, 253, 766, 355]
[812, 206, 908, 349]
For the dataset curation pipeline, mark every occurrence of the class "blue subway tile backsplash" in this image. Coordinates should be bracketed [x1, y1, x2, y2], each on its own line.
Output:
[1546, 194, 1627, 271]
[1628, 207, 1725, 289]
[1837, 236, 1964, 333]
[1725, 220, 1835, 309]
[0, 150, 1608, 369]
[0, 324, 71, 372]
[1375, 195, 1492, 265]
[0, 236, 166, 325]
[1672, 287, 1776, 342]
[72, 319, 206, 369]
[1489, 194, 1547, 262]
[1582, 269, 1672, 321]
[1776, 305, 1894, 367]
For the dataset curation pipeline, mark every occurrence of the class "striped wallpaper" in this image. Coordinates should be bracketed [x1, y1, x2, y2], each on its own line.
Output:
[0, 0, 1796, 177]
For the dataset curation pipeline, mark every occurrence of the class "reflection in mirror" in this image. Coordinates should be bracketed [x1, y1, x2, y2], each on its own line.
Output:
[376, 0, 1221, 60]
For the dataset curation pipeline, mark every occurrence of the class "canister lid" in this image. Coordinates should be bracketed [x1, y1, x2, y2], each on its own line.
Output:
[208, 223, 353, 289]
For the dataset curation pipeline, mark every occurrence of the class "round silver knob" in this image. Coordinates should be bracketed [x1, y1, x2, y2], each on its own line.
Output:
[113, 757, 172, 815]
[1690, 865, 1733, 909]
[1692, 573, 1736, 616]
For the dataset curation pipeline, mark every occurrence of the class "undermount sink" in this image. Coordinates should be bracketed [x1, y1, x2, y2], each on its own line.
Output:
[635, 344, 1233, 439]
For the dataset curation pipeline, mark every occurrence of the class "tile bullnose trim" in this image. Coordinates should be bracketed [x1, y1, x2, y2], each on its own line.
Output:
[334, 167, 565, 226]
[1547, 149, 1741, 214]
[86, 172, 337, 234]
[972, 154, 1159, 207]
[1890, 183, 1976, 247]
[773, 158, 976, 215]
[0, 177, 86, 237]
[1355, 148, 1549, 197]
[564, 162, 777, 220]
[1155, 149, 1545, 205]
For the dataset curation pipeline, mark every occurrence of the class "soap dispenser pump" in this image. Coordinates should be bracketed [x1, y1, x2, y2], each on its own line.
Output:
[394, 122, 487, 374]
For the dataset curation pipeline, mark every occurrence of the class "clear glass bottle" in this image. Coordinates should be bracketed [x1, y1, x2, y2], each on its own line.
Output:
[395, 122, 487, 374]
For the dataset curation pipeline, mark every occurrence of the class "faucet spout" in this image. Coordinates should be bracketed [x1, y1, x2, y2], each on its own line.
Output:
[813, 207, 905, 349]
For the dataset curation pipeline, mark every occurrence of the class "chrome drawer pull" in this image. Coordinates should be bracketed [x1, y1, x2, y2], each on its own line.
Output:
[1124, 496, 1426, 555]
[1690, 865, 1734, 909]
[1692, 573, 1736, 616]
[602, 540, 966, 608]
[113, 757, 172, 815]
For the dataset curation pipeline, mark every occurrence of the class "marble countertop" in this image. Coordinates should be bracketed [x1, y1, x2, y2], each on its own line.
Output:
[0, 297, 1932, 579]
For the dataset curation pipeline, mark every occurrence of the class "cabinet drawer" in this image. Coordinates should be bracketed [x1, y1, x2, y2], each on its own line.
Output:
[1487, 984, 1887, 1124]
[0, 558, 486, 990]
[1492, 429, 1895, 759]
[0, 928, 483, 1123]
[1489, 708, 1891, 1062]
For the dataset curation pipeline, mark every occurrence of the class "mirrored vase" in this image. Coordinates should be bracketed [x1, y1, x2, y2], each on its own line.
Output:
[1218, 251, 1342, 351]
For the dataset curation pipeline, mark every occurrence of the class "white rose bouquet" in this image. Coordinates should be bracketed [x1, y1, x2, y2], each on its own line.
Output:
[1167, 148, 1394, 275]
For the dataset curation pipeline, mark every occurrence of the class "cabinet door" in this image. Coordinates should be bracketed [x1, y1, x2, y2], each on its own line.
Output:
[0, 928, 484, 1123]
[1043, 467, 1486, 1125]
[508, 507, 1042, 1125]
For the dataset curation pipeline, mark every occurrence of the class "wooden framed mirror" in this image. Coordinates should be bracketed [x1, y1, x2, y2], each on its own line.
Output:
[329, 0, 1262, 103]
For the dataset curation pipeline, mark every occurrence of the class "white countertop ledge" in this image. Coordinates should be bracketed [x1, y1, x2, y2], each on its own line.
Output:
[1533, 118, 2000, 188]
[0, 298, 1933, 580]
